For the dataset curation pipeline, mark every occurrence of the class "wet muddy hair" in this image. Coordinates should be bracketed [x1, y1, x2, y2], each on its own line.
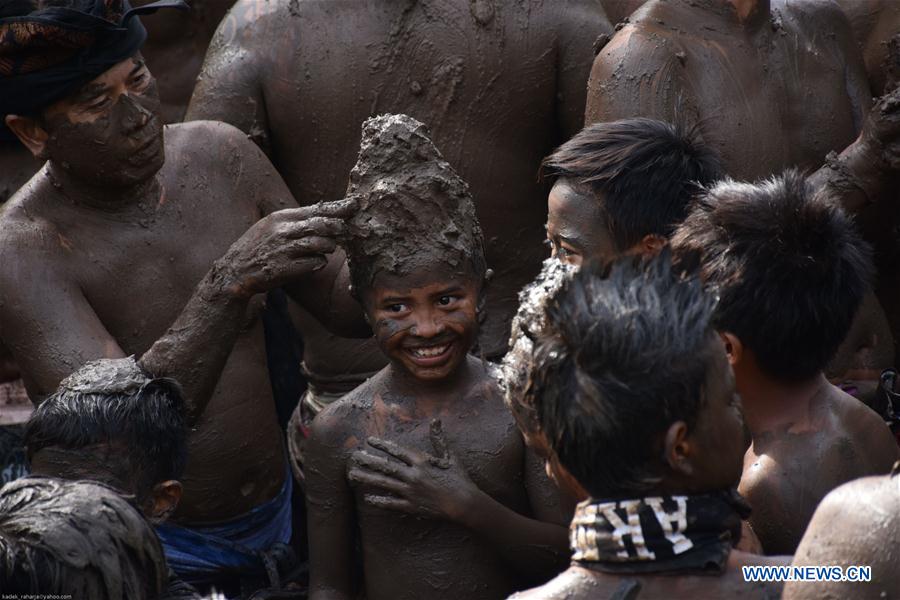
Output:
[542, 118, 723, 251]
[345, 114, 487, 296]
[671, 170, 873, 382]
[24, 359, 188, 500]
[0, 477, 167, 598]
[527, 252, 718, 498]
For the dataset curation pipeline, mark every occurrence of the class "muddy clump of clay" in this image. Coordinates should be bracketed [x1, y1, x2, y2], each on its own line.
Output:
[344, 114, 486, 292]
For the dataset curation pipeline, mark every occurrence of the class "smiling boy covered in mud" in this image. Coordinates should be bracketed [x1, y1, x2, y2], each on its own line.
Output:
[304, 114, 570, 600]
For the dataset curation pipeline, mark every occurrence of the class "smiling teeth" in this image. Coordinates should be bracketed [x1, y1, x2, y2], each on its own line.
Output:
[411, 345, 449, 358]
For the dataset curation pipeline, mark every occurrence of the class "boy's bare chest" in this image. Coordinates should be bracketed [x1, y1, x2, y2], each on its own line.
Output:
[356, 397, 526, 502]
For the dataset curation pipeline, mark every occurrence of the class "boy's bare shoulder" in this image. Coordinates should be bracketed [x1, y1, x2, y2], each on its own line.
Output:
[828, 386, 898, 463]
[309, 369, 388, 441]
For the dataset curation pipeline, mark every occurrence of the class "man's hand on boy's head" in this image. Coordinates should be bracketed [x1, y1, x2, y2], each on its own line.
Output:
[211, 199, 357, 300]
[347, 420, 480, 523]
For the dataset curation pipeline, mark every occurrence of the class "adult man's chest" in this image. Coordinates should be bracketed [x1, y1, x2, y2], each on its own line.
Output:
[71, 205, 256, 351]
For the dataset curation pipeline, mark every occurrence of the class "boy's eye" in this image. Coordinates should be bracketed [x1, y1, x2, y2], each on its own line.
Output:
[437, 295, 458, 306]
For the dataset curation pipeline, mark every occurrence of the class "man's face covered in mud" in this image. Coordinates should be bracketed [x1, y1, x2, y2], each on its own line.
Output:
[40, 55, 164, 187]
[365, 264, 481, 382]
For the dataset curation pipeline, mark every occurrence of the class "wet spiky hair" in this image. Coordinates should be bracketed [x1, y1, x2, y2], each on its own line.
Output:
[528, 252, 719, 497]
[671, 170, 873, 381]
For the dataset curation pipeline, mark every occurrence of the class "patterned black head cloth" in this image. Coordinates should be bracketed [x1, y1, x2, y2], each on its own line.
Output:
[0, 0, 188, 138]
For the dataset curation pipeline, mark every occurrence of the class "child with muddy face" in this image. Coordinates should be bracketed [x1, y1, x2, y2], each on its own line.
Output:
[304, 115, 571, 600]
[540, 118, 722, 268]
[512, 254, 786, 600]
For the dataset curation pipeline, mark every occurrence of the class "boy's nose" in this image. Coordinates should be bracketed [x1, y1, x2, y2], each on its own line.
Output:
[410, 312, 446, 339]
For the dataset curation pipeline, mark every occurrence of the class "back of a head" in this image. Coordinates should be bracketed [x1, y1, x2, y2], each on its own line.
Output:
[671, 170, 872, 382]
[24, 358, 188, 500]
[527, 252, 718, 498]
[542, 118, 723, 250]
[0, 477, 167, 599]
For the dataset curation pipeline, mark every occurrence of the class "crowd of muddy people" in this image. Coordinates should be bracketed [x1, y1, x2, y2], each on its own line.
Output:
[2, 0, 900, 598]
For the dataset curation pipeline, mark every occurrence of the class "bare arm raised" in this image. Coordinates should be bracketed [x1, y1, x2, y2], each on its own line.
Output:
[0, 199, 351, 421]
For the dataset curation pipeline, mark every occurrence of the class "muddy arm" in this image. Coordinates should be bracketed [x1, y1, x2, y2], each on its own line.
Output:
[457, 479, 570, 585]
[553, 0, 614, 138]
[306, 409, 358, 600]
[185, 0, 272, 155]
[807, 85, 900, 215]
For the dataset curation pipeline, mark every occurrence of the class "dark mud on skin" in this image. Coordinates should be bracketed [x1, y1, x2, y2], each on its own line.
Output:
[587, 0, 871, 181]
[343, 114, 485, 294]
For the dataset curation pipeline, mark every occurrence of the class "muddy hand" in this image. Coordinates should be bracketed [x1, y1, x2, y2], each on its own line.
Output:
[213, 199, 356, 299]
[348, 420, 479, 522]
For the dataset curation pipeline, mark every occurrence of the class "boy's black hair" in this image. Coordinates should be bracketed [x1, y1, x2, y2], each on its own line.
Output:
[541, 118, 723, 251]
[671, 170, 873, 382]
[24, 375, 188, 499]
[0, 477, 167, 598]
[527, 252, 719, 498]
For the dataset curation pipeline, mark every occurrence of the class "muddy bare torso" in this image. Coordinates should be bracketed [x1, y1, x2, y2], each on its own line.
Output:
[586, 0, 869, 180]
[0, 122, 290, 522]
[738, 385, 898, 554]
[189, 0, 612, 372]
[601, 0, 647, 24]
[310, 360, 535, 599]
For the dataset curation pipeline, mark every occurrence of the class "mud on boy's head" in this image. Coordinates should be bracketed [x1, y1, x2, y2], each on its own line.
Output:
[525, 253, 746, 501]
[346, 114, 488, 383]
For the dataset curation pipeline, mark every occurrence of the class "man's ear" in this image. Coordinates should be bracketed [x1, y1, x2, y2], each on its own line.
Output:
[719, 332, 743, 367]
[639, 234, 667, 255]
[663, 420, 693, 477]
[5, 115, 49, 159]
[147, 480, 182, 524]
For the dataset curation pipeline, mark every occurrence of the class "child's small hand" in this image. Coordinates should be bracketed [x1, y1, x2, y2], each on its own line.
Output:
[348, 419, 480, 523]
